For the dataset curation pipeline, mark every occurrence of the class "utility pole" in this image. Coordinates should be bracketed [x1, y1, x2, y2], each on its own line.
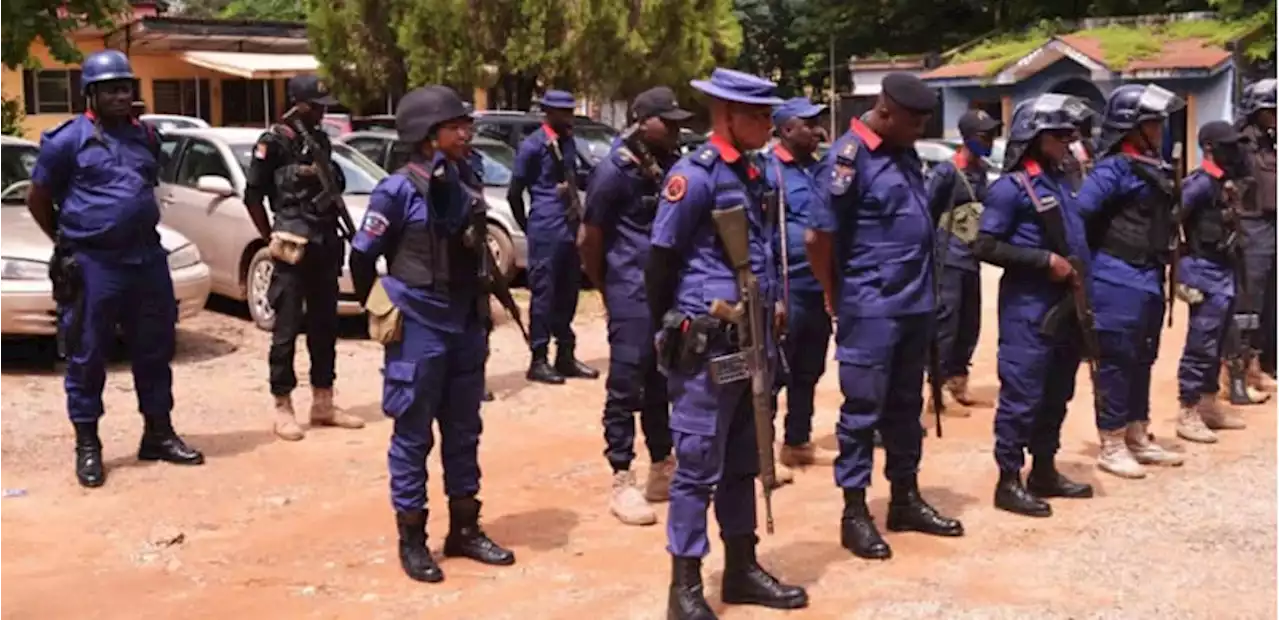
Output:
[829, 34, 837, 138]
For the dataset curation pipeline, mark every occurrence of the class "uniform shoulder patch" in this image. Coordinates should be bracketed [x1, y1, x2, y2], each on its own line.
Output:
[663, 174, 688, 202]
[830, 161, 856, 197]
[254, 141, 270, 160]
[361, 211, 390, 238]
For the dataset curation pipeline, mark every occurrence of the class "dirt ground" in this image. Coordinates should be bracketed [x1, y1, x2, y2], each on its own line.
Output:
[2, 266, 1276, 620]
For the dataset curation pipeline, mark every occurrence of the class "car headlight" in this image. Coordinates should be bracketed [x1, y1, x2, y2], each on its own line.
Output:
[167, 244, 202, 270]
[0, 257, 48, 281]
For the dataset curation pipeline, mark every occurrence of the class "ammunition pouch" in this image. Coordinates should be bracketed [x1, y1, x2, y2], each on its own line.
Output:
[364, 278, 403, 344]
[656, 311, 737, 376]
[1234, 312, 1261, 331]
[269, 231, 309, 265]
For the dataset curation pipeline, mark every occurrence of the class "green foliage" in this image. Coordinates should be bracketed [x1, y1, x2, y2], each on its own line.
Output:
[1206, 0, 1276, 60]
[307, 0, 408, 110]
[1, 0, 127, 69]
[220, 0, 305, 21]
[1078, 16, 1269, 67]
[2, 97, 25, 137]
[952, 23, 1062, 76]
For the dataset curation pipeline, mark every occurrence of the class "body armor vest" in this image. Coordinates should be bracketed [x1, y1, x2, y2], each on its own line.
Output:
[269, 124, 337, 232]
[1243, 125, 1277, 216]
[1090, 156, 1174, 267]
[390, 162, 485, 299]
[1185, 173, 1241, 262]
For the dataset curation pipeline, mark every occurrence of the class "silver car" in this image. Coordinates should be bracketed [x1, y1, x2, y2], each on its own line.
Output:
[337, 131, 528, 278]
[155, 127, 385, 331]
[0, 136, 211, 337]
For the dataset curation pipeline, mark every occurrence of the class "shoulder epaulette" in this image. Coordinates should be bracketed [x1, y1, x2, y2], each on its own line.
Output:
[692, 143, 718, 169]
[42, 118, 75, 143]
[835, 137, 860, 166]
[614, 146, 639, 168]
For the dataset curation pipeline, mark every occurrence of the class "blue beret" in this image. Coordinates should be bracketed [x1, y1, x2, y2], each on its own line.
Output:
[881, 73, 937, 113]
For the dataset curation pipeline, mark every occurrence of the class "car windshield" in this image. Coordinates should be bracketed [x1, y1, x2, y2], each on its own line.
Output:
[145, 117, 202, 131]
[1, 144, 39, 200]
[573, 125, 616, 163]
[228, 142, 386, 195]
[472, 142, 515, 186]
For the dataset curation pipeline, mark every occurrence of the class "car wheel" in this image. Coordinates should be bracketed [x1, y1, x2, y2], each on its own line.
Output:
[246, 247, 277, 332]
[487, 222, 516, 281]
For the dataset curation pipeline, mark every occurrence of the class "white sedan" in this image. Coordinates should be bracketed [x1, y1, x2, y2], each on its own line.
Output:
[0, 138, 211, 337]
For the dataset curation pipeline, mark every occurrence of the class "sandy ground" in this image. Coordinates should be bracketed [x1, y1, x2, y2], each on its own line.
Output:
[1, 266, 1276, 620]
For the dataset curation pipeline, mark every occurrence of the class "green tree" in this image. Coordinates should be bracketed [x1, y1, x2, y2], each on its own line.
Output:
[221, 0, 306, 21]
[307, 0, 409, 112]
[2, 97, 25, 136]
[1, 0, 127, 69]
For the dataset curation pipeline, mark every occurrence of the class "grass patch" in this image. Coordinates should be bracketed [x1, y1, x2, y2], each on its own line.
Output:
[946, 15, 1267, 76]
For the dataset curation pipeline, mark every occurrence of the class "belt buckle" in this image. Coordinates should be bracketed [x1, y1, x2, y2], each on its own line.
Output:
[708, 352, 750, 385]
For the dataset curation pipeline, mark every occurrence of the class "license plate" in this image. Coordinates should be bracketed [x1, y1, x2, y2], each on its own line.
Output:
[708, 352, 750, 385]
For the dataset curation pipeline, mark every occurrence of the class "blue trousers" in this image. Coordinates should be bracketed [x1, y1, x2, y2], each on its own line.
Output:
[382, 315, 487, 513]
[1093, 281, 1164, 432]
[832, 314, 928, 489]
[935, 267, 982, 378]
[527, 239, 581, 352]
[782, 289, 831, 446]
[1177, 294, 1232, 404]
[63, 252, 176, 424]
[666, 363, 758, 559]
[992, 315, 1080, 471]
[602, 316, 672, 471]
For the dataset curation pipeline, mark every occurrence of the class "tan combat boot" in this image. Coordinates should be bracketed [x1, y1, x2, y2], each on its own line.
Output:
[273, 394, 305, 441]
[1175, 400, 1217, 444]
[1125, 422, 1184, 467]
[779, 442, 837, 467]
[1248, 358, 1278, 393]
[309, 387, 365, 429]
[1198, 397, 1246, 431]
[609, 470, 657, 526]
[644, 455, 675, 503]
[1096, 427, 1146, 479]
[771, 447, 796, 487]
[947, 375, 992, 408]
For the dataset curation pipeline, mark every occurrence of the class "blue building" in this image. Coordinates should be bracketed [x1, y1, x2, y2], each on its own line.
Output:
[920, 13, 1268, 166]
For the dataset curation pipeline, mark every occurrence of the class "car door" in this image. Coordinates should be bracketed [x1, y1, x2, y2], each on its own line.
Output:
[160, 137, 254, 297]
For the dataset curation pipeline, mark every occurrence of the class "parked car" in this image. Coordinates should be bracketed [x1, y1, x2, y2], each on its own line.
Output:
[0, 136, 211, 337]
[139, 114, 211, 131]
[154, 127, 387, 331]
[336, 131, 528, 278]
[472, 110, 616, 172]
[320, 113, 352, 138]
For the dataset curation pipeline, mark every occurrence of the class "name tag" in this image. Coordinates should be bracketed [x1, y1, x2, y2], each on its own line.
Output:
[708, 352, 750, 385]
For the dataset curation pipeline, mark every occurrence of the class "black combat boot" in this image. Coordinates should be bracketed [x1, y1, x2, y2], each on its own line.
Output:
[137, 417, 205, 465]
[395, 510, 443, 583]
[555, 343, 600, 379]
[886, 478, 965, 536]
[526, 347, 566, 385]
[839, 488, 891, 559]
[666, 556, 716, 620]
[73, 421, 106, 488]
[442, 497, 516, 566]
[1027, 456, 1094, 499]
[993, 469, 1052, 517]
[482, 387, 495, 402]
[720, 535, 808, 609]
[1227, 359, 1267, 405]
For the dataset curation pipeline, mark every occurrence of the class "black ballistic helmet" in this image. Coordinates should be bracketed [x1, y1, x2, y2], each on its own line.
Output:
[395, 85, 471, 144]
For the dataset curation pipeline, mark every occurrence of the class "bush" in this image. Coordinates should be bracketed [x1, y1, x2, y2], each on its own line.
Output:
[1, 97, 24, 137]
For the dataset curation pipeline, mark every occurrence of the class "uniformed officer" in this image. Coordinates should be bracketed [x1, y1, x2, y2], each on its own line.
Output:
[972, 94, 1096, 517]
[27, 50, 204, 488]
[650, 68, 807, 618]
[807, 73, 963, 560]
[925, 109, 1002, 418]
[509, 90, 599, 384]
[349, 86, 515, 583]
[1234, 79, 1278, 395]
[761, 97, 838, 469]
[1174, 121, 1250, 442]
[580, 87, 686, 526]
[245, 74, 364, 441]
[1076, 84, 1186, 479]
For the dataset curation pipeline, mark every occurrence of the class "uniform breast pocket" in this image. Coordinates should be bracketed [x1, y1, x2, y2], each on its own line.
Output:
[75, 147, 118, 186]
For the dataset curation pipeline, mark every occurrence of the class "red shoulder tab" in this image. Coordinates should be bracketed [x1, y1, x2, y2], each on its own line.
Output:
[270, 123, 297, 140]
[849, 118, 882, 151]
[1022, 160, 1044, 177]
[1202, 159, 1224, 179]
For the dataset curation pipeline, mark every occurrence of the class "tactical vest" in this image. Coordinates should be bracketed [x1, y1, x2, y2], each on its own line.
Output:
[391, 161, 485, 299]
[1243, 125, 1277, 216]
[1089, 156, 1174, 267]
[268, 123, 337, 231]
[1185, 172, 1240, 262]
[616, 143, 663, 221]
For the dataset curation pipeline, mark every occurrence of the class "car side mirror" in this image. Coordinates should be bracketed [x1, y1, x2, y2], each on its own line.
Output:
[195, 175, 236, 197]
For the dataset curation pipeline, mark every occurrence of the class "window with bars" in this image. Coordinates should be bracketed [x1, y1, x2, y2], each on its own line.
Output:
[22, 70, 140, 115]
[220, 79, 278, 127]
[152, 79, 212, 121]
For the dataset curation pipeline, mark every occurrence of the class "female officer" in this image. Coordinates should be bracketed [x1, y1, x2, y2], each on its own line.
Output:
[349, 86, 515, 583]
[972, 94, 1096, 517]
[1076, 85, 1186, 479]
